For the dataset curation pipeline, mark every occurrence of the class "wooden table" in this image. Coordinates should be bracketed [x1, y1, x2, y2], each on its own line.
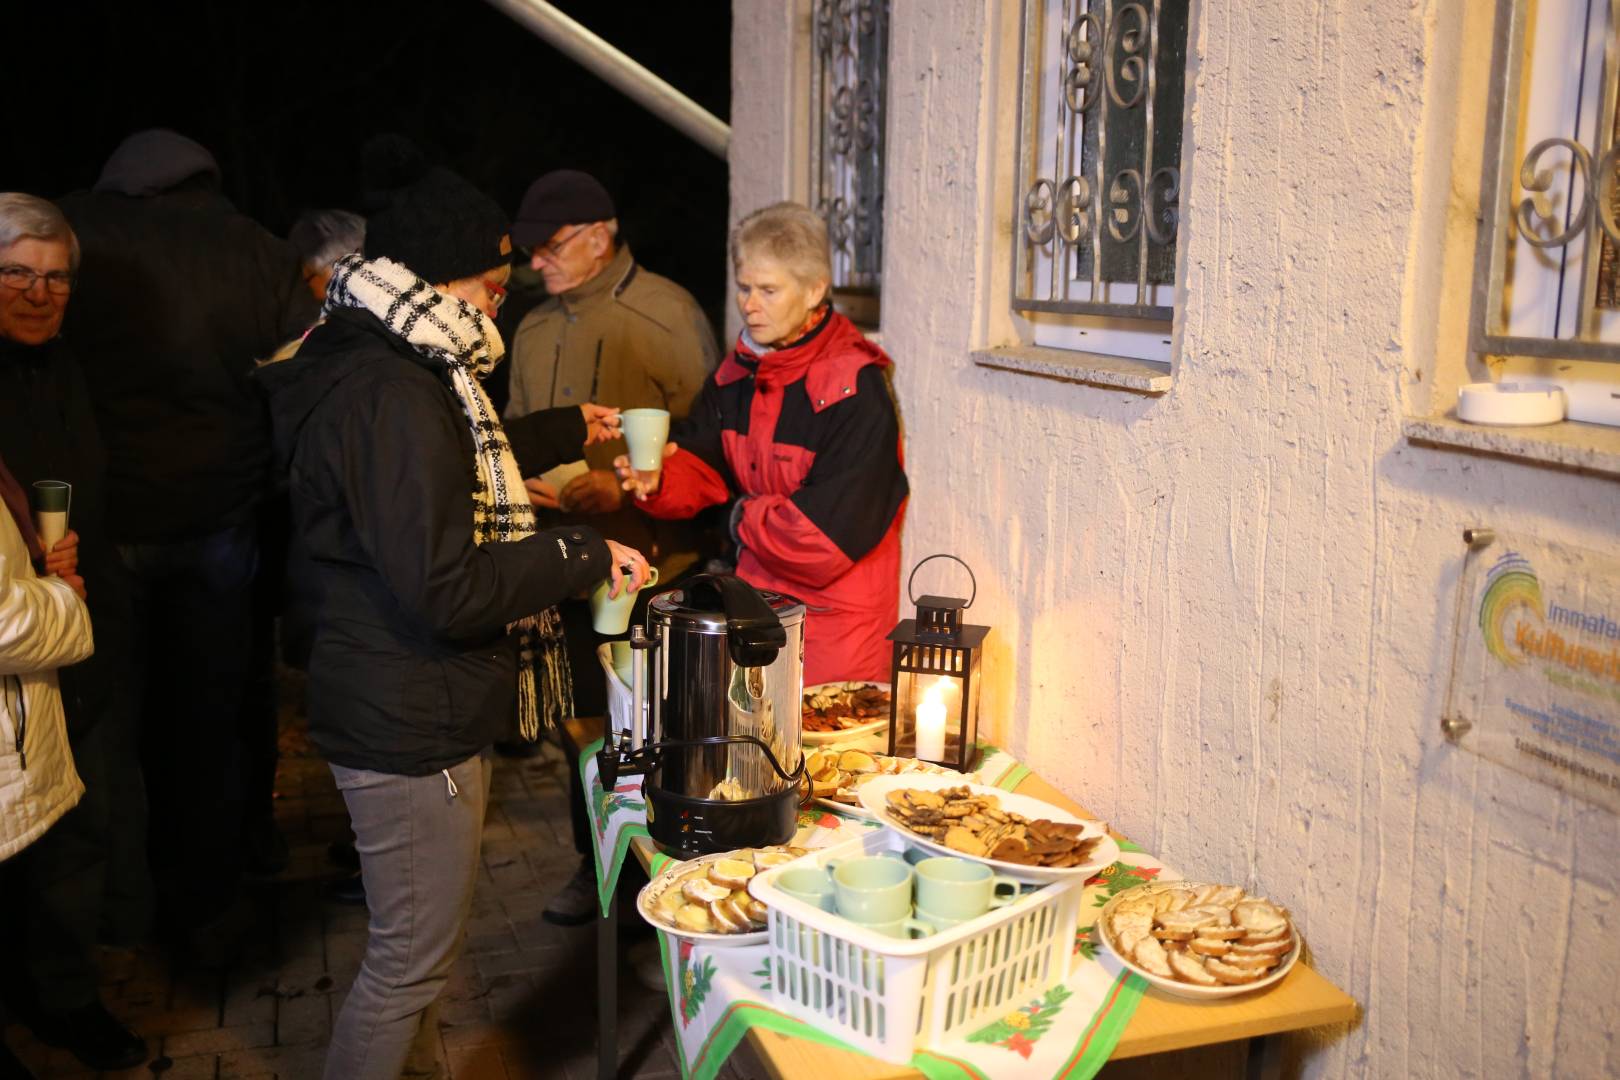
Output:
[563, 719, 1358, 1079]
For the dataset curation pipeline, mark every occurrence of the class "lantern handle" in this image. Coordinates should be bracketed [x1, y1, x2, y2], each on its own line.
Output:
[907, 553, 977, 609]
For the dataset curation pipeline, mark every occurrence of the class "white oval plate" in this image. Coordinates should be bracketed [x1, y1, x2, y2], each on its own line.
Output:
[856, 773, 1119, 883]
[801, 682, 892, 746]
[635, 849, 774, 947]
[1094, 881, 1301, 999]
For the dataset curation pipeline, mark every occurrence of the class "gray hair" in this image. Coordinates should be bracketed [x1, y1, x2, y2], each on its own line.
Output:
[289, 209, 366, 272]
[0, 193, 81, 272]
[730, 201, 832, 288]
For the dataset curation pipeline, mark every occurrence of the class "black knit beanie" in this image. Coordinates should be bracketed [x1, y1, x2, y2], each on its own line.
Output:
[364, 167, 512, 285]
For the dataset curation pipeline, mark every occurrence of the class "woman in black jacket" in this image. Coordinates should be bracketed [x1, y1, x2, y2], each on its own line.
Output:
[261, 167, 648, 1080]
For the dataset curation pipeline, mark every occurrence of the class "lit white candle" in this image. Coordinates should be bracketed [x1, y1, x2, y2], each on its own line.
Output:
[915, 681, 948, 761]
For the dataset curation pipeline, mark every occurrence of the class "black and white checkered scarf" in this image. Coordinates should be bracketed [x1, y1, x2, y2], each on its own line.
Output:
[327, 253, 571, 741]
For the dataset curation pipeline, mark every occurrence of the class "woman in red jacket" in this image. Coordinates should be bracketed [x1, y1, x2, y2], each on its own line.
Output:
[616, 202, 906, 684]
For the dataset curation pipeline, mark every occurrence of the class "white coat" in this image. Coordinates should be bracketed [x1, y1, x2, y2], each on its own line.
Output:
[0, 504, 92, 863]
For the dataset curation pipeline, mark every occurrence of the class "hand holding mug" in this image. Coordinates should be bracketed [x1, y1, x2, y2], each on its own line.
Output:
[603, 540, 650, 600]
[613, 442, 678, 501]
[579, 403, 622, 446]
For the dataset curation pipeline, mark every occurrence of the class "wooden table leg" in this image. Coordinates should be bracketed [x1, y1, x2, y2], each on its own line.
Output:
[1245, 1034, 1283, 1080]
[598, 890, 618, 1080]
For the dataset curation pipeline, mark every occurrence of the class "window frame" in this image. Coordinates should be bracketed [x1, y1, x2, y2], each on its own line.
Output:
[1469, 0, 1620, 366]
[808, 0, 890, 328]
[1007, 0, 1190, 329]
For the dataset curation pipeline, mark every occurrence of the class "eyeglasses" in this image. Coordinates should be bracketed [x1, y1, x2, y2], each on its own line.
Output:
[528, 225, 591, 262]
[0, 265, 73, 296]
[482, 278, 508, 310]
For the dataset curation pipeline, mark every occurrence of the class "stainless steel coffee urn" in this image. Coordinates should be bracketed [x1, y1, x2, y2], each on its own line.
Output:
[597, 574, 806, 855]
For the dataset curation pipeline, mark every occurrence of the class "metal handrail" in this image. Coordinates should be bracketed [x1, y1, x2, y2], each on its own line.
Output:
[484, 0, 730, 159]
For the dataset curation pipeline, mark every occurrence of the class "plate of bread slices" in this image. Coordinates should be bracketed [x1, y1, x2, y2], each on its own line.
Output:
[803, 745, 960, 818]
[1096, 881, 1301, 998]
[636, 846, 806, 946]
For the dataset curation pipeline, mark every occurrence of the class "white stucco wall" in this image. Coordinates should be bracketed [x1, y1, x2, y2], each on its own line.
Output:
[732, 0, 1620, 1075]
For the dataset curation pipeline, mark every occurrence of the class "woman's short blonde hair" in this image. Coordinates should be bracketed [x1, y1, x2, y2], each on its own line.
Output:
[730, 202, 832, 289]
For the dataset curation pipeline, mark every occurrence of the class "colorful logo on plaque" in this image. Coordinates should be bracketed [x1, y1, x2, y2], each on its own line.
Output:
[1479, 552, 1544, 668]
[1479, 551, 1620, 684]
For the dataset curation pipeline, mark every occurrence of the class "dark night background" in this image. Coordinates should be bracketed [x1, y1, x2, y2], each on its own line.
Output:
[7, 0, 732, 329]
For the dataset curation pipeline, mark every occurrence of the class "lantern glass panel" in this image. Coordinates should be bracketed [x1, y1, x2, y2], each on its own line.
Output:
[888, 641, 982, 770]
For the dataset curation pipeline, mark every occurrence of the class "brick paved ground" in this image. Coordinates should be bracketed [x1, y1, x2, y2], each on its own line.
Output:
[3, 677, 752, 1080]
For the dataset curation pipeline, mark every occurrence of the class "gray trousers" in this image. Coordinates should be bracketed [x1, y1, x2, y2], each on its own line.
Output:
[324, 752, 491, 1080]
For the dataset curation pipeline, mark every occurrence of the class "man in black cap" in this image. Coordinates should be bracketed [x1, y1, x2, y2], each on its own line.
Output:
[506, 170, 718, 925]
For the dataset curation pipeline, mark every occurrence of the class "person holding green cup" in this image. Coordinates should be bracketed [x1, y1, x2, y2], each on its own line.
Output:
[610, 202, 908, 687]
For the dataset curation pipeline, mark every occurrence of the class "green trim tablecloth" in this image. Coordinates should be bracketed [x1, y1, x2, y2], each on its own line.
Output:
[579, 743, 1163, 1079]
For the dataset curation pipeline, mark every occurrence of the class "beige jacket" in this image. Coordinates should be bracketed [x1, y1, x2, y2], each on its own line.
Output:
[505, 244, 718, 577]
[0, 507, 92, 862]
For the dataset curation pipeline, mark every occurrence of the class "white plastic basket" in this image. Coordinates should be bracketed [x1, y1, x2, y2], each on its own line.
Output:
[747, 826, 1085, 1063]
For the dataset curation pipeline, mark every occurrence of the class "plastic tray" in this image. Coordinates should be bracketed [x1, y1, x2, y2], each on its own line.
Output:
[747, 827, 1085, 1063]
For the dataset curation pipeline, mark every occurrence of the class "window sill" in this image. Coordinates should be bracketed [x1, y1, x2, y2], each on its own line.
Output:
[971, 345, 1172, 394]
[1402, 412, 1620, 480]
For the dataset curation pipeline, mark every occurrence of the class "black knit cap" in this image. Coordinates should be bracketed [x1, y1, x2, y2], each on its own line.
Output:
[512, 170, 615, 248]
[364, 167, 512, 284]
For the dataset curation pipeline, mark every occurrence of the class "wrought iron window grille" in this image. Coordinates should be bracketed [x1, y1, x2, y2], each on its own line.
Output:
[811, 0, 889, 327]
[1470, 0, 1620, 365]
[1010, 0, 1191, 324]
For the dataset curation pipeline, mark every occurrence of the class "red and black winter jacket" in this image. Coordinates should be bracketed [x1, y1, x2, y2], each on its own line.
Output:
[638, 310, 907, 683]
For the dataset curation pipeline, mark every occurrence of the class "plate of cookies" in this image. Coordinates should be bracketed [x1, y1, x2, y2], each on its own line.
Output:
[801, 682, 892, 744]
[636, 846, 807, 946]
[1095, 881, 1301, 999]
[856, 774, 1119, 883]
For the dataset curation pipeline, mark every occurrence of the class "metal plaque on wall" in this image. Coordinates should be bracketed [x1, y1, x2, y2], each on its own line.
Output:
[1443, 528, 1620, 813]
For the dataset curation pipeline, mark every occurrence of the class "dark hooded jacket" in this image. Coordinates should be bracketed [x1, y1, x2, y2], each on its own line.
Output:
[259, 307, 612, 775]
[56, 130, 319, 543]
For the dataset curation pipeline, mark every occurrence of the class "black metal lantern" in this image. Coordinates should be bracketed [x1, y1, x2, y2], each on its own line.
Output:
[886, 555, 989, 771]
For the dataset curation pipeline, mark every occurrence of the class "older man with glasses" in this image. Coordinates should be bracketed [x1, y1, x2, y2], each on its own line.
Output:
[503, 170, 719, 927]
[0, 192, 148, 1073]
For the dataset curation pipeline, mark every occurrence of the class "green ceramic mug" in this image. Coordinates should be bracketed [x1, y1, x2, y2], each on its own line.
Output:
[620, 407, 670, 494]
[914, 856, 1021, 920]
[775, 867, 835, 912]
[828, 856, 914, 924]
[590, 565, 659, 634]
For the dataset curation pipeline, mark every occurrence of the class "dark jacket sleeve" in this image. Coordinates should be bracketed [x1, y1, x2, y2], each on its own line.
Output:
[503, 404, 588, 477]
[332, 378, 610, 642]
[736, 364, 907, 589]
